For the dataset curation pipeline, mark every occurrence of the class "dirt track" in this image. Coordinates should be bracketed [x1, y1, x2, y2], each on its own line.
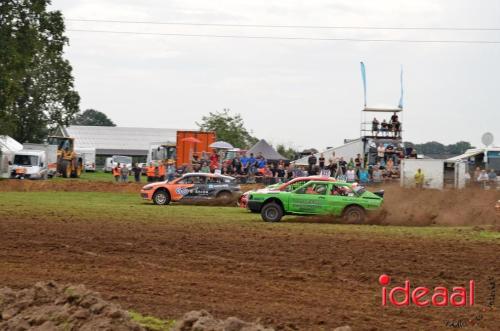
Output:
[1, 216, 499, 330]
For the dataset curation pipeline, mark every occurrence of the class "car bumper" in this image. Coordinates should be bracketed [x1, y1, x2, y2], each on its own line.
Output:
[247, 200, 263, 212]
[140, 191, 153, 200]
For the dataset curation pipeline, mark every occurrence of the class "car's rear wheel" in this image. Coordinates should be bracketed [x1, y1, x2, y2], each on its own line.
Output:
[216, 191, 232, 203]
[261, 202, 283, 222]
[342, 205, 366, 224]
[153, 189, 171, 205]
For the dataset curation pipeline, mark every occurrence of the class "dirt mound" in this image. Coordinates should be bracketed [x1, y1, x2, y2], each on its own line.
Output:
[378, 185, 499, 226]
[0, 281, 144, 331]
[174, 310, 273, 331]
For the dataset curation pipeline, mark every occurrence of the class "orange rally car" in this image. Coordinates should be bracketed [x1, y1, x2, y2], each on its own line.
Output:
[140, 173, 241, 205]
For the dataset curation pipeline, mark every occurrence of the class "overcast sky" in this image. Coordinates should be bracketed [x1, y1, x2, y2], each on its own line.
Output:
[50, 0, 499, 151]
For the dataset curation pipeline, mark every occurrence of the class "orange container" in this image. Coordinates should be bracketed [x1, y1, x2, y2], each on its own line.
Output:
[176, 131, 216, 167]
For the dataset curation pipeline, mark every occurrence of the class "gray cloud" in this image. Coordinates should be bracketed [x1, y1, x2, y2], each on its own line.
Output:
[52, 0, 500, 150]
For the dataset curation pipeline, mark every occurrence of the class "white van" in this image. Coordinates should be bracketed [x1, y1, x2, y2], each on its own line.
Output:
[10, 150, 49, 179]
[76, 148, 96, 172]
[104, 155, 132, 172]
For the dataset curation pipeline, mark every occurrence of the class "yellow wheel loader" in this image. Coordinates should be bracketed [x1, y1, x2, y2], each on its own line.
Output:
[47, 136, 83, 178]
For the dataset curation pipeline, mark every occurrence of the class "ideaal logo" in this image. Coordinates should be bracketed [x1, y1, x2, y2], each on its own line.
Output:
[378, 274, 496, 328]
[379, 274, 474, 307]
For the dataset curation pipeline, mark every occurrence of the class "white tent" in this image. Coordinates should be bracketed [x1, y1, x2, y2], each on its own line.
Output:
[0, 136, 22, 178]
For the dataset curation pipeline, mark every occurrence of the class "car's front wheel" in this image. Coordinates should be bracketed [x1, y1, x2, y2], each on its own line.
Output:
[153, 189, 171, 205]
[342, 205, 366, 224]
[261, 202, 283, 222]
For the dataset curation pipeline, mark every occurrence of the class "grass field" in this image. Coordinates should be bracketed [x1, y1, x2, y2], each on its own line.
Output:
[1, 191, 498, 241]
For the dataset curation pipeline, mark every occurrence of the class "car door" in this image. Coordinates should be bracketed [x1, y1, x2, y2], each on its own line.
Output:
[327, 183, 358, 215]
[288, 182, 331, 214]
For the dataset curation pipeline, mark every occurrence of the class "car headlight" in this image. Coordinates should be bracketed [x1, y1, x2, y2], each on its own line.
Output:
[142, 185, 154, 191]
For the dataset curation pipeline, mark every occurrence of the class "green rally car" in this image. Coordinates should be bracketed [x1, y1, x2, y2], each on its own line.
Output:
[247, 181, 384, 223]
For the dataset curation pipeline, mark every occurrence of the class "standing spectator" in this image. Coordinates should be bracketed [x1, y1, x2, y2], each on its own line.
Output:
[209, 151, 219, 172]
[112, 163, 121, 182]
[386, 158, 394, 174]
[167, 162, 176, 181]
[473, 167, 481, 185]
[338, 157, 347, 176]
[257, 155, 267, 170]
[158, 161, 166, 181]
[377, 144, 385, 162]
[359, 168, 369, 184]
[307, 153, 317, 175]
[200, 161, 210, 173]
[248, 153, 257, 175]
[346, 167, 356, 183]
[276, 164, 286, 180]
[414, 168, 425, 189]
[240, 153, 249, 174]
[131, 163, 142, 183]
[348, 158, 355, 169]
[372, 118, 379, 136]
[191, 154, 201, 172]
[488, 169, 497, 185]
[380, 120, 388, 136]
[120, 164, 129, 183]
[372, 166, 382, 184]
[319, 153, 325, 169]
[146, 162, 155, 182]
[354, 154, 363, 168]
[477, 169, 489, 188]
[232, 156, 242, 174]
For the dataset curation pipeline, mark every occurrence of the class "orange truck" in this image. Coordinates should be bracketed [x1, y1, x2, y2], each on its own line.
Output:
[147, 131, 216, 167]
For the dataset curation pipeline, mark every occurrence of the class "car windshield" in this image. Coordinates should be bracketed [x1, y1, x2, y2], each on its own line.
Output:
[14, 154, 38, 166]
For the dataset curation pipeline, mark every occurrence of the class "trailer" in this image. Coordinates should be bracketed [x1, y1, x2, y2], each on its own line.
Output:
[146, 131, 216, 167]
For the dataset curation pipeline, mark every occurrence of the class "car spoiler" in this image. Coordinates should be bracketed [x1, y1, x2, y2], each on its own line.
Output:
[374, 190, 385, 198]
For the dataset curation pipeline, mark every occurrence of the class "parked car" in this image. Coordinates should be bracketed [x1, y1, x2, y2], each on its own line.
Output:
[140, 173, 241, 205]
[247, 180, 384, 223]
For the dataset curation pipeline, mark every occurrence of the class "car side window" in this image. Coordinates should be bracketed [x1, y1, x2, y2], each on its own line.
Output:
[296, 183, 329, 195]
[178, 176, 193, 184]
[331, 184, 354, 196]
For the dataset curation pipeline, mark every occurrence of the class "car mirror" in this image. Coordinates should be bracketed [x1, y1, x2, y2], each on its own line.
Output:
[40, 162, 44, 167]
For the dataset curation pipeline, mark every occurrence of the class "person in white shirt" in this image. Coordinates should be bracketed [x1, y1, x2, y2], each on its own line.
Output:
[346, 167, 356, 183]
[377, 144, 385, 162]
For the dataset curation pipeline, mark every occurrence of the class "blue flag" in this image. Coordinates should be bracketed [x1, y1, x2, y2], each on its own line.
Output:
[360, 62, 367, 107]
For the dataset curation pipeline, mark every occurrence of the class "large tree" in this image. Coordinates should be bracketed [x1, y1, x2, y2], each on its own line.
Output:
[197, 109, 258, 149]
[0, 0, 80, 142]
[71, 109, 116, 126]
[404, 141, 474, 157]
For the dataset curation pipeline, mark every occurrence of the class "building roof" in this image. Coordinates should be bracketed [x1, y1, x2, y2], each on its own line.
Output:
[57, 126, 181, 156]
[247, 139, 287, 161]
[0, 135, 23, 153]
[446, 147, 500, 162]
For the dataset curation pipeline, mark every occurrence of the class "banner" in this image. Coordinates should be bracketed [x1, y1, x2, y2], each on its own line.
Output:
[398, 66, 404, 109]
[360, 62, 367, 107]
